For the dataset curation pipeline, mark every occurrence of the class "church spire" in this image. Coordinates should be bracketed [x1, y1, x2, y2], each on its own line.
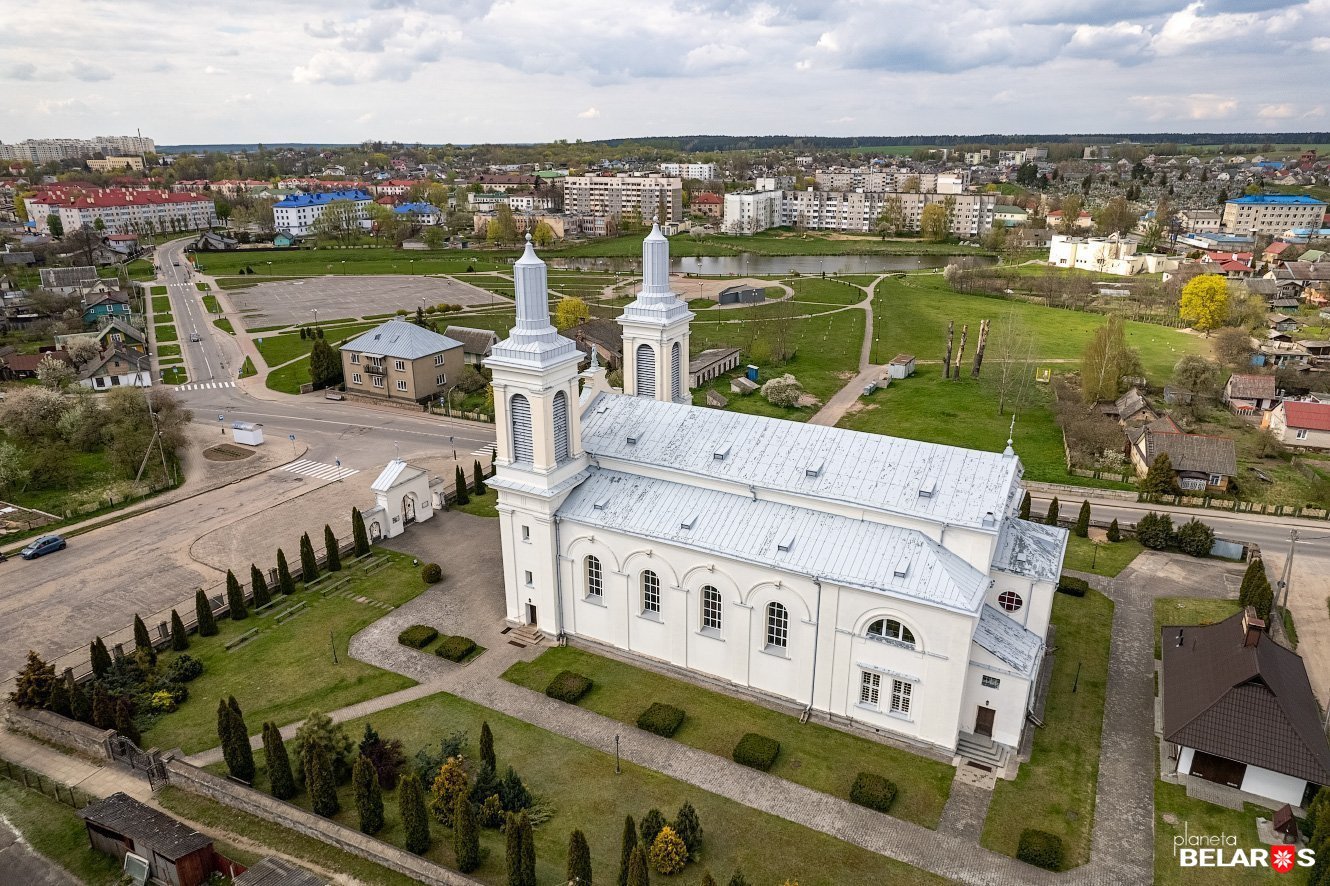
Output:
[489, 235, 577, 369]
[640, 219, 673, 303]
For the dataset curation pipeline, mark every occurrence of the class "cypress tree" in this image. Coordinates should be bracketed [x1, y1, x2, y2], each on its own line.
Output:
[480, 721, 496, 771]
[46, 677, 71, 718]
[353, 755, 384, 834]
[262, 722, 296, 800]
[568, 829, 593, 885]
[300, 532, 320, 582]
[1019, 490, 1031, 520]
[1239, 557, 1265, 608]
[91, 685, 115, 729]
[626, 845, 649, 886]
[114, 697, 141, 745]
[506, 812, 524, 886]
[170, 610, 189, 651]
[520, 811, 536, 886]
[133, 614, 152, 652]
[228, 696, 256, 782]
[276, 549, 297, 595]
[455, 465, 470, 505]
[618, 815, 638, 886]
[473, 459, 485, 496]
[351, 507, 370, 557]
[69, 676, 91, 724]
[1044, 496, 1060, 527]
[250, 564, 271, 609]
[454, 792, 481, 873]
[1107, 518, 1121, 543]
[640, 809, 665, 850]
[400, 773, 430, 854]
[306, 742, 339, 817]
[324, 525, 342, 572]
[225, 569, 248, 620]
[218, 699, 238, 775]
[90, 637, 112, 677]
[195, 590, 218, 636]
[673, 801, 702, 859]
[1074, 500, 1091, 538]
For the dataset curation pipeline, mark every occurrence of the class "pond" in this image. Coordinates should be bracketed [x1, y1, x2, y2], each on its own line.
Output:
[545, 253, 997, 276]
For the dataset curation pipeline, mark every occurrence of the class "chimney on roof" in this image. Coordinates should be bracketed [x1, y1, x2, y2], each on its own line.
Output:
[1242, 606, 1265, 648]
[1175, 629, 1184, 648]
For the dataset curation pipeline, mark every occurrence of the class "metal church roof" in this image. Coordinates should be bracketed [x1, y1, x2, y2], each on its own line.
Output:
[974, 604, 1044, 677]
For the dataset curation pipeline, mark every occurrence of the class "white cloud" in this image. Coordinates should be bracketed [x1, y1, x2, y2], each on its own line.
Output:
[794, 58, 812, 71]
[577, 106, 600, 119]
[203, 65, 228, 75]
[6, 62, 38, 81]
[1257, 103, 1294, 119]
[70, 62, 113, 82]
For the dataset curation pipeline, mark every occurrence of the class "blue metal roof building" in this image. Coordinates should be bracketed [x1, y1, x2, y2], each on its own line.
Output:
[272, 189, 371, 208]
[1228, 194, 1326, 206]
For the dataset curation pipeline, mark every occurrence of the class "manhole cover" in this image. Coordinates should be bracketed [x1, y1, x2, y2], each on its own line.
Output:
[203, 443, 256, 462]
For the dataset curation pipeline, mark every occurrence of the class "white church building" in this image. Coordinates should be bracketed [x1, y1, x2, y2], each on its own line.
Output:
[486, 226, 1067, 756]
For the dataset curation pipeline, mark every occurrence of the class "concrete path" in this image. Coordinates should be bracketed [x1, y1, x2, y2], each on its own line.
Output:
[806, 274, 886, 427]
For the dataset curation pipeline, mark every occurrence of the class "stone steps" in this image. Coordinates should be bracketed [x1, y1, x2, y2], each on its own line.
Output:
[955, 732, 1008, 769]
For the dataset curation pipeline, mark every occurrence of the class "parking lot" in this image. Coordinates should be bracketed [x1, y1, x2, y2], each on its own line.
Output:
[228, 275, 509, 329]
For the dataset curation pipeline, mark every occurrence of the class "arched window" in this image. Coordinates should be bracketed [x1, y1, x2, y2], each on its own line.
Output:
[701, 585, 722, 631]
[765, 602, 788, 649]
[671, 342, 682, 401]
[509, 393, 533, 463]
[998, 590, 1024, 613]
[641, 570, 660, 614]
[635, 343, 655, 398]
[585, 555, 602, 598]
[867, 618, 916, 649]
[552, 390, 570, 463]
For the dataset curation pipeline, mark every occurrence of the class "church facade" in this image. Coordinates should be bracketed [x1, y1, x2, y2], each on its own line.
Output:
[486, 226, 1066, 755]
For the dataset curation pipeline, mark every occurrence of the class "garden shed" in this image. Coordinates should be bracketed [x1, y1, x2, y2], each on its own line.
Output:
[78, 792, 215, 886]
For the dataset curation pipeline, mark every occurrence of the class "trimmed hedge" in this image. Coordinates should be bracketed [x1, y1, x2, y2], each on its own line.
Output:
[636, 703, 686, 738]
[398, 625, 439, 649]
[436, 635, 477, 662]
[1056, 575, 1088, 597]
[732, 733, 780, 771]
[545, 670, 593, 703]
[421, 563, 443, 583]
[1017, 829, 1065, 871]
[849, 772, 898, 813]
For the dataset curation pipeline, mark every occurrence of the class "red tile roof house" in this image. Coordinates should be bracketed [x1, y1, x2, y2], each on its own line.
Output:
[1269, 400, 1330, 449]
[1162, 608, 1330, 810]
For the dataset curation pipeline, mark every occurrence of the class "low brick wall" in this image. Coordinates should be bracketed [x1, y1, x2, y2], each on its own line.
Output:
[5, 706, 113, 759]
[164, 758, 480, 886]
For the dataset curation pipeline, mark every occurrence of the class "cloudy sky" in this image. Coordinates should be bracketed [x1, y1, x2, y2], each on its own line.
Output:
[4, 0, 1329, 145]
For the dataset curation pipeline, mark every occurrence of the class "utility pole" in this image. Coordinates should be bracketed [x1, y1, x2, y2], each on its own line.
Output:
[1275, 528, 1297, 638]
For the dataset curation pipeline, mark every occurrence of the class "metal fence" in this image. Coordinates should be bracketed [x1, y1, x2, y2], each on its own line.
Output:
[0, 757, 95, 809]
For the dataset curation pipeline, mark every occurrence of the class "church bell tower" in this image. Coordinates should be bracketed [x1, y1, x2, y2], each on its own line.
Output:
[618, 221, 694, 403]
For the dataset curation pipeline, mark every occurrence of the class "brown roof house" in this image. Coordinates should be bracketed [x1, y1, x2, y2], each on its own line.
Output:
[78, 792, 216, 886]
[1128, 416, 1238, 492]
[1223, 373, 1279, 414]
[566, 318, 624, 370]
[1163, 609, 1330, 810]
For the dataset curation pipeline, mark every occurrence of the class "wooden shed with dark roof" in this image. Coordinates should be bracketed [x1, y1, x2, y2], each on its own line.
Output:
[78, 792, 216, 886]
[1162, 609, 1330, 810]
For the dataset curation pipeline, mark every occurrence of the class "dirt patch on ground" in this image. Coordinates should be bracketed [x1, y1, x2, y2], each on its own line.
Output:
[0, 502, 57, 536]
[202, 443, 256, 462]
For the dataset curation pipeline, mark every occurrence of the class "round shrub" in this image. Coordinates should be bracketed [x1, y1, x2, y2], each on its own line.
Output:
[649, 825, 689, 875]
[398, 625, 439, 649]
[165, 654, 204, 682]
[1056, 575, 1089, 597]
[150, 690, 177, 713]
[849, 772, 897, 813]
[1174, 518, 1215, 558]
[1017, 829, 1065, 871]
[1136, 512, 1174, 550]
[421, 563, 443, 584]
[545, 671, 593, 703]
[636, 703, 685, 738]
[732, 733, 780, 771]
[436, 635, 477, 662]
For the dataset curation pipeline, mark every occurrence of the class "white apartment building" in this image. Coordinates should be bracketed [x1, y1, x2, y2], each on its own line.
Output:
[1178, 209, 1221, 234]
[723, 190, 783, 235]
[782, 190, 998, 236]
[0, 135, 155, 164]
[1045, 234, 1176, 276]
[86, 157, 145, 172]
[272, 189, 373, 236]
[996, 148, 1047, 165]
[469, 192, 556, 212]
[659, 162, 717, 180]
[754, 176, 793, 192]
[1221, 195, 1327, 235]
[561, 174, 683, 223]
[25, 188, 218, 235]
[814, 170, 968, 194]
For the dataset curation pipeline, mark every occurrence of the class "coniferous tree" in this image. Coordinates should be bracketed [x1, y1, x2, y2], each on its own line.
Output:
[351, 508, 370, 557]
[1074, 500, 1091, 538]
[195, 590, 218, 636]
[307, 742, 339, 817]
[219, 696, 255, 781]
[91, 684, 115, 729]
[46, 675, 71, 718]
[1239, 557, 1265, 608]
[1107, 518, 1121, 543]
[218, 699, 239, 775]
[250, 564, 271, 609]
[568, 829, 593, 885]
[353, 755, 384, 834]
[640, 809, 666, 850]
[473, 459, 485, 496]
[400, 773, 431, 854]
[170, 610, 189, 651]
[455, 465, 470, 505]
[225, 569, 248, 620]
[262, 722, 296, 800]
[618, 815, 638, 886]
[1044, 496, 1060, 527]
[324, 525, 342, 572]
[133, 614, 152, 652]
[69, 676, 91, 723]
[480, 721, 496, 771]
[276, 549, 297, 595]
[627, 845, 650, 886]
[114, 697, 141, 745]
[454, 792, 481, 873]
[1019, 490, 1031, 520]
[299, 532, 320, 582]
[1142, 452, 1176, 495]
[507, 812, 524, 886]
[10, 651, 56, 709]
[90, 636, 112, 676]
[673, 801, 702, 859]
[727, 873, 749, 886]
[520, 811, 536, 886]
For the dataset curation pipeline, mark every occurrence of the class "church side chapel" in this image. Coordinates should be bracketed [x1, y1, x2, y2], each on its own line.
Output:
[485, 226, 1067, 758]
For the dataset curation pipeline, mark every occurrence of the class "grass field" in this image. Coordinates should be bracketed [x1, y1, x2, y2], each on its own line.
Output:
[1154, 780, 1286, 885]
[786, 277, 868, 304]
[983, 588, 1114, 869]
[151, 295, 171, 315]
[256, 323, 379, 366]
[1063, 535, 1143, 577]
[265, 358, 310, 394]
[216, 274, 309, 290]
[552, 230, 991, 258]
[213, 318, 235, 334]
[156, 344, 180, 357]
[0, 780, 125, 884]
[154, 323, 179, 343]
[195, 248, 510, 277]
[451, 486, 499, 518]
[202, 294, 221, 313]
[1153, 596, 1243, 658]
[140, 553, 424, 754]
[238, 356, 256, 379]
[161, 366, 188, 385]
[503, 646, 955, 828]
[150, 285, 167, 296]
[221, 691, 946, 886]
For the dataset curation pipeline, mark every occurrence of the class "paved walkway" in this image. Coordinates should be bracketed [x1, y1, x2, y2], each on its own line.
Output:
[807, 274, 885, 427]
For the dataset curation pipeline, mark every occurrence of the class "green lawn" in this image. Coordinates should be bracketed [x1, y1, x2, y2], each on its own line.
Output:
[155, 323, 179, 343]
[196, 248, 510, 277]
[451, 487, 498, 518]
[152, 295, 171, 314]
[216, 275, 309, 290]
[503, 646, 954, 829]
[140, 553, 424, 754]
[265, 358, 310, 394]
[1063, 535, 1143, 577]
[983, 588, 1114, 869]
[161, 366, 188, 385]
[552, 230, 991, 258]
[1154, 597, 1243, 658]
[196, 281, 209, 291]
[0, 779, 123, 884]
[202, 294, 221, 313]
[238, 356, 256, 379]
[150, 285, 167, 296]
[156, 344, 181, 358]
[256, 324, 379, 367]
[785, 277, 868, 304]
[0, 444, 125, 516]
[213, 318, 235, 334]
[223, 690, 946, 886]
[1154, 779, 1288, 885]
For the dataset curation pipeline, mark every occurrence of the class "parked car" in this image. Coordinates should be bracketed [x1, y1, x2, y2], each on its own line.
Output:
[324, 391, 345, 401]
[20, 535, 66, 560]
[189, 332, 201, 342]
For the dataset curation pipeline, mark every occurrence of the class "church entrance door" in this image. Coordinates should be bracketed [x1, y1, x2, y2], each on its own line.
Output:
[975, 706, 996, 738]
[526, 603, 537, 626]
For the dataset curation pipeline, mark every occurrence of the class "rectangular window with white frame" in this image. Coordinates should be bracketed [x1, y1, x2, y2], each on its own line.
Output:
[434, 354, 445, 366]
[372, 376, 384, 388]
[436, 374, 446, 386]
[396, 379, 407, 392]
[350, 353, 360, 364]
[859, 671, 880, 707]
[890, 679, 912, 716]
[394, 359, 406, 372]
[981, 675, 1001, 689]
[352, 373, 362, 385]
[1297, 429, 1309, 440]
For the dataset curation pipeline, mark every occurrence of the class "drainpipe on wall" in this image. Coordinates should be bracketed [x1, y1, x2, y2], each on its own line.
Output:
[553, 516, 567, 644]
[803, 577, 824, 723]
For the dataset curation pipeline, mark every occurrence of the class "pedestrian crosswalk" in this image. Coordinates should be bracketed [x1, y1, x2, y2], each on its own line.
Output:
[470, 445, 497, 459]
[280, 459, 360, 481]
[175, 381, 237, 391]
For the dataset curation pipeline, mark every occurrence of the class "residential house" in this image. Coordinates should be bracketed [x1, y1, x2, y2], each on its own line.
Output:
[565, 318, 624, 370]
[56, 318, 148, 355]
[1268, 400, 1330, 448]
[690, 192, 723, 219]
[1268, 313, 1301, 333]
[338, 319, 464, 405]
[1223, 373, 1279, 414]
[1163, 609, 1330, 810]
[78, 347, 151, 390]
[82, 289, 132, 326]
[78, 793, 216, 886]
[1114, 388, 1157, 425]
[193, 230, 238, 251]
[1128, 417, 1238, 492]
[1263, 241, 1294, 264]
[442, 326, 499, 366]
[392, 202, 442, 226]
[0, 349, 71, 380]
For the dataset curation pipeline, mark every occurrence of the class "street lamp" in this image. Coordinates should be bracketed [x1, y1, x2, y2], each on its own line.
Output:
[312, 308, 319, 327]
